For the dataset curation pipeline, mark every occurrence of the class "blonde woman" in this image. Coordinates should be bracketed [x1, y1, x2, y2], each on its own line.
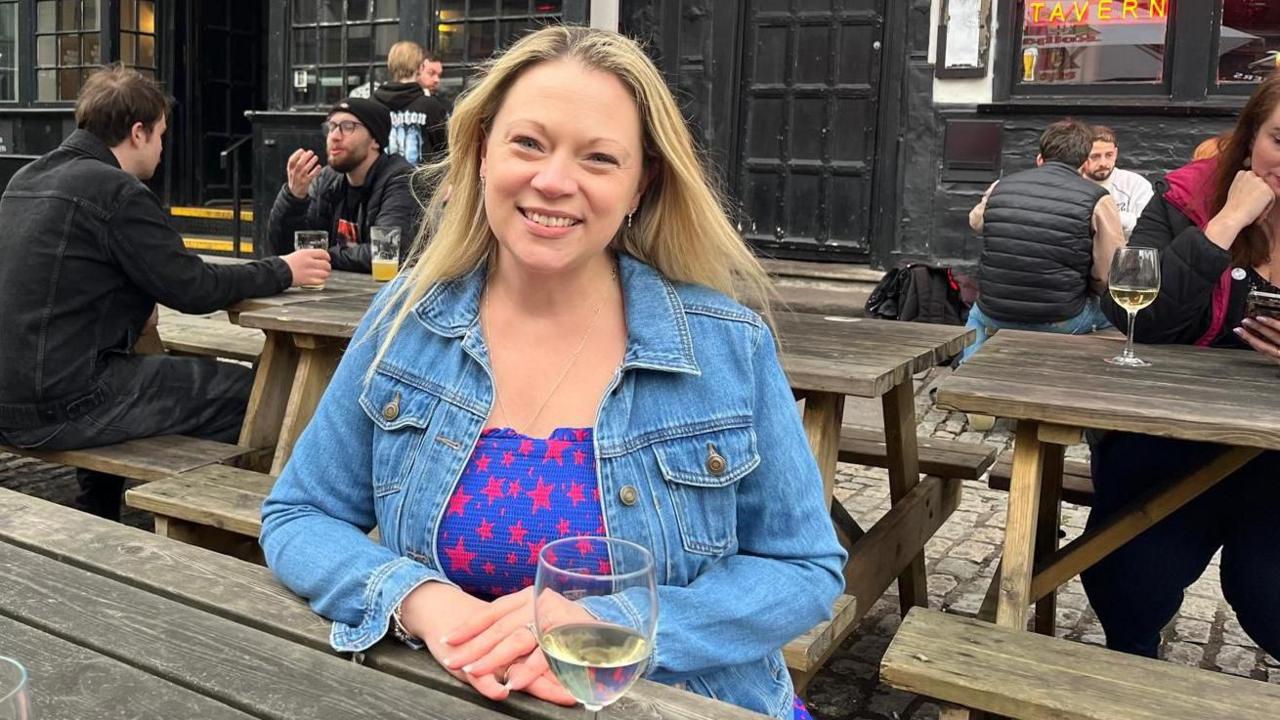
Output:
[261, 26, 844, 720]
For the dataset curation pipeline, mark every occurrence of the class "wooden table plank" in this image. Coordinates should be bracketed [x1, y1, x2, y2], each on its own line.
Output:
[0, 540, 522, 720]
[1, 615, 256, 720]
[0, 489, 768, 720]
[236, 295, 373, 338]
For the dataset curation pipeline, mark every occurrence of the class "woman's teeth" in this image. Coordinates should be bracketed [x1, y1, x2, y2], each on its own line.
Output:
[525, 211, 579, 228]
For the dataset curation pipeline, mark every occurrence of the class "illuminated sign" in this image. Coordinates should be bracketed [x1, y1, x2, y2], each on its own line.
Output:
[1026, 0, 1169, 24]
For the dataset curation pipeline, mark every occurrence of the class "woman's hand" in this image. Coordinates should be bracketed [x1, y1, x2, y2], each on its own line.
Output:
[440, 586, 597, 703]
[1206, 171, 1276, 249]
[398, 582, 516, 702]
[1237, 315, 1280, 365]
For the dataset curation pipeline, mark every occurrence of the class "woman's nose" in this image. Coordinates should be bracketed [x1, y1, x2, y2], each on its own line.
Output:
[530, 156, 578, 197]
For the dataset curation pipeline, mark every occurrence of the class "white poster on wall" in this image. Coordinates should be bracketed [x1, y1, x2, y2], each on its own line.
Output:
[945, 0, 982, 68]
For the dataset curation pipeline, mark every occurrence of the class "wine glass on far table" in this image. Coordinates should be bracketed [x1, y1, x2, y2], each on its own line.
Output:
[534, 537, 657, 719]
[1106, 246, 1161, 367]
[0, 656, 30, 720]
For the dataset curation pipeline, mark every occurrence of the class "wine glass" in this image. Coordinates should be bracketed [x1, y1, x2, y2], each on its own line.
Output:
[534, 537, 657, 719]
[1105, 246, 1161, 367]
[0, 656, 30, 720]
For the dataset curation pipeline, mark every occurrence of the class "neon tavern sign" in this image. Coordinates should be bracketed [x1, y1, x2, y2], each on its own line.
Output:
[1026, 1, 1169, 24]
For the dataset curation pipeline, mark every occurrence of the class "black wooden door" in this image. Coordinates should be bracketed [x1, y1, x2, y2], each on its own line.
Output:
[178, 0, 264, 205]
[735, 0, 885, 261]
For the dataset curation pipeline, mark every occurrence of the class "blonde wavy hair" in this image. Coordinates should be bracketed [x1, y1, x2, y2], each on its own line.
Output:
[370, 26, 774, 372]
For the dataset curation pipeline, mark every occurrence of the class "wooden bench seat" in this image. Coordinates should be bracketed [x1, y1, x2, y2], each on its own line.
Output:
[882, 607, 1280, 720]
[160, 318, 265, 363]
[987, 450, 1095, 506]
[839, 426, 997, 480]
[0, 435, 250, 482]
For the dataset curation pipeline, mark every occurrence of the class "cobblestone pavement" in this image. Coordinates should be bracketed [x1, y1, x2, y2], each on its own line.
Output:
[1, 366, 1275, 719]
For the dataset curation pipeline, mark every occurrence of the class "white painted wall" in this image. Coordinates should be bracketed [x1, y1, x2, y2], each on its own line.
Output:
[590, 0, 620, 31]
[930, 0, 1000, 105]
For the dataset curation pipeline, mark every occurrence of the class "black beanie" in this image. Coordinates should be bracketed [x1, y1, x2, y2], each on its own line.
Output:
[329, 97, 391, 151]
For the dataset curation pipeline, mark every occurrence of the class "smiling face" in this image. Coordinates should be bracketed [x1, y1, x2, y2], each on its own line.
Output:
[479, 58, 647, 277]
[1083, 140, 1117, 182]
[1252, 103, 1280, 198]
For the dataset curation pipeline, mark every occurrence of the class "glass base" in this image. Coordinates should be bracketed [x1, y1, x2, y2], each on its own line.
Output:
[1105, 354, 1152, 368]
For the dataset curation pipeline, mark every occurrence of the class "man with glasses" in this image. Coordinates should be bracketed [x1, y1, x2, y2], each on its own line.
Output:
[267, 98, 417, 272]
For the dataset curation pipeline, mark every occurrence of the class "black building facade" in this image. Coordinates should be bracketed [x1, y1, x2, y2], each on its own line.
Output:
[0, 1, 1271, 269]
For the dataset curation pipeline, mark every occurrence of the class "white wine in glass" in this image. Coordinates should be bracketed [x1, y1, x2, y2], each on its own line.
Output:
[1106, 246, 1161, 367]
[535, 537, 657, 719]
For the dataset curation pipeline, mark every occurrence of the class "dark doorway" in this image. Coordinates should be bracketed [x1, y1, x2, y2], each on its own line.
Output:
[734, 0, 886, 262]
[173, 0, 265, 206]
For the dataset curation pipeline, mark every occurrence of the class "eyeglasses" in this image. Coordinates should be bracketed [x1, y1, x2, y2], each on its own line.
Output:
[321, 120, 364, 137]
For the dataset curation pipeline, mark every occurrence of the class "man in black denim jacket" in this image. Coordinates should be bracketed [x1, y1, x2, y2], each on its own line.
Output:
[0, 65, 331, 520]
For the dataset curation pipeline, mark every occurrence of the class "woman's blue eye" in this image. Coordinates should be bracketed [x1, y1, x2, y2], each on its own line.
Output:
[515, 136, 541, 150]
[589, 154, 618, 165]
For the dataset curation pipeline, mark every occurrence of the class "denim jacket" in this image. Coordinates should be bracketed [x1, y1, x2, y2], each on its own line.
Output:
[260, 254, 846, 718]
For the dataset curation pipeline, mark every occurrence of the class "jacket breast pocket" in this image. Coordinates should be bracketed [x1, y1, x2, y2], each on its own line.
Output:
[652, 427, 760, 556]
[359, 371, 441, 496]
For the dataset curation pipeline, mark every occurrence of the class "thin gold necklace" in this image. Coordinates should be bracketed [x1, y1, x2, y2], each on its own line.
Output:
[482, 264, 618, 435]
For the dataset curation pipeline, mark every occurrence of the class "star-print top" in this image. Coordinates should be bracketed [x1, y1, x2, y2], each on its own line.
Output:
[437, 427, 816, 720]
[436, 427, 608, 600]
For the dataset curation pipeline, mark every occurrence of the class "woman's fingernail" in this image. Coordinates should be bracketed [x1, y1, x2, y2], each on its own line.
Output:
[439, 635, 451, 645]
[1234, 327, 1245, 335]
[462, 664, 474, 674]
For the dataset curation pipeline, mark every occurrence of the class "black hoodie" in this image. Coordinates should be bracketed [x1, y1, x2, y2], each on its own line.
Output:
[372, 81, 448, 165]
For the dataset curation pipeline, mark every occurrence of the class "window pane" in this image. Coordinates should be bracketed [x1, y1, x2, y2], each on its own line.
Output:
[121, 0, 135, 30]
[472, 0, 497, 16]
[83, 32, 101, 63]
[374, 23, 397, 56]
[59, 33, 79, 65]
[438, 22, 464, 62]
[121, 32, 136, 64]
[438, 0, 464, 21]
[138, 34, 154, 68]
[348, 0, 369, 21]
[501, 0, 528, 15]
[0, 3, 15, 101]
[38, 35, 56, 65]
[83, 0, 99, 30]
[293, 0, 317, 24]
[293, 28, 317, 64]
[59, 67, 80, 100]
[1019, 0, 1168, 85]
[319, 67, 344, 104]
[138, 0, 154, 33]
[320, 25, 343, 63]
[38, 68, 57, 100]
[38, 1, 56, 32]
[374, 0, 398, 20]
[58, 0, 77, 30]
[346, 66, 369, 94]
[291, 66, 314, 106]
[321, 0, 343, 23]
[1218, 2, 1280, 85]
[468, 20, 496, 60]
[347, 23, 372, 64]
[0, 70, 14, 102]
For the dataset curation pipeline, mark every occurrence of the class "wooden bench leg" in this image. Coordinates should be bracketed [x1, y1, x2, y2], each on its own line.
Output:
[882, 378, 927, 613]
[799, 390, 845, 504]
[270, 337, 342, 476]
[1033, 443, 1064, 636]
[238, 331, 299, 472]
[996, 421, 1043, 631]
[153, 516, 264, 564]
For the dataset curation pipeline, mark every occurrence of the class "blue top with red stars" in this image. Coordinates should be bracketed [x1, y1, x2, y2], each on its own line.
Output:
[437, 427, 608, 600]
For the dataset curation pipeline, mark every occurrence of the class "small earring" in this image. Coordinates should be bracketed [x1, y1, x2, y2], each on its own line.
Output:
[479, 175, 486, 189]
[1244, 157, 1252, 170]
[626, 211, 634, 229]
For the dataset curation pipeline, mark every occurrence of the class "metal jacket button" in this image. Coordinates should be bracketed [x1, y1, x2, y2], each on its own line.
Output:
[382, 393, 400, 421]
[706, 443, 727, 475]
[619, 485, 638, 506]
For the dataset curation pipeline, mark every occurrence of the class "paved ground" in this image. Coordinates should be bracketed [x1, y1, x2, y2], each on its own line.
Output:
[1, 365, 1274, 719]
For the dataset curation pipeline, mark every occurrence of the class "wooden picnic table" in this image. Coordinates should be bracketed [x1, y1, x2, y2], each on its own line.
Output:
[225, 289, 973, 672]
[935, 330, 1280, 635]
[0, 487, 767, 720]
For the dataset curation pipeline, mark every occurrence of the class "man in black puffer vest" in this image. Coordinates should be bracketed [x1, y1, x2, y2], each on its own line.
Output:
[962, 119, 1126, 360]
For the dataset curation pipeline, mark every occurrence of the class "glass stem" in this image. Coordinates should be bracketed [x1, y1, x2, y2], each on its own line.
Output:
[1124, 310, 1137, 360]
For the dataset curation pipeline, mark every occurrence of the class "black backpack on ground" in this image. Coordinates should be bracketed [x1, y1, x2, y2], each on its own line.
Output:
[864, 264, 968, 325]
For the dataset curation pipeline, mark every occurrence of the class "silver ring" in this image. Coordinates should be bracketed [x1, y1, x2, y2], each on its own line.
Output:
[526, 622, 539, 639]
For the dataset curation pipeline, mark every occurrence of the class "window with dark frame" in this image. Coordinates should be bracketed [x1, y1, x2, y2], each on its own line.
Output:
[289, 0, 401, 109]
[35, 0, 102, 102]
[0, 0, 17, 102]
[1218, 0, 1280, 86]
[119, 0, 156, 77]
[1013, 0, 1170, 90]
[436, 1, 562, 70]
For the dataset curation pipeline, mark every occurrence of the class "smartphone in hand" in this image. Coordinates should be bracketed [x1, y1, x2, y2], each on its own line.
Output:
[1246, 289, 1280, 321]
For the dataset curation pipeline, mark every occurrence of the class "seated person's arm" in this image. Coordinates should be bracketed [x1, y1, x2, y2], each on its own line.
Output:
[1090, 194, 1126, 295]
[580, 323, 847, 681]
[969, 181, 997, 233]
[268, 149, 326, 257]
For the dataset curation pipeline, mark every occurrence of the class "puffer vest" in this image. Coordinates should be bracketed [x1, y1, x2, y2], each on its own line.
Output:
[978, 162, 1110, 323]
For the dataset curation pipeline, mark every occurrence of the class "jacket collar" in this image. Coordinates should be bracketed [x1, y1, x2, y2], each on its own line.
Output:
[1162, 158, 1217, 230]
[412, 253, 700, 375]
[63, 129, 123, 170]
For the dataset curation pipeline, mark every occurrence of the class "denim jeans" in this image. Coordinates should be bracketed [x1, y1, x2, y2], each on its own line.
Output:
[1082, 433, 1280, 660]
[961, 296, 1113, 361]
[0, 353, 252, 521]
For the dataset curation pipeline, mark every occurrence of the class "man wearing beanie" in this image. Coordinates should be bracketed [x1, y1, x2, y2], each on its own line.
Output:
[267, 97, 418, 272]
